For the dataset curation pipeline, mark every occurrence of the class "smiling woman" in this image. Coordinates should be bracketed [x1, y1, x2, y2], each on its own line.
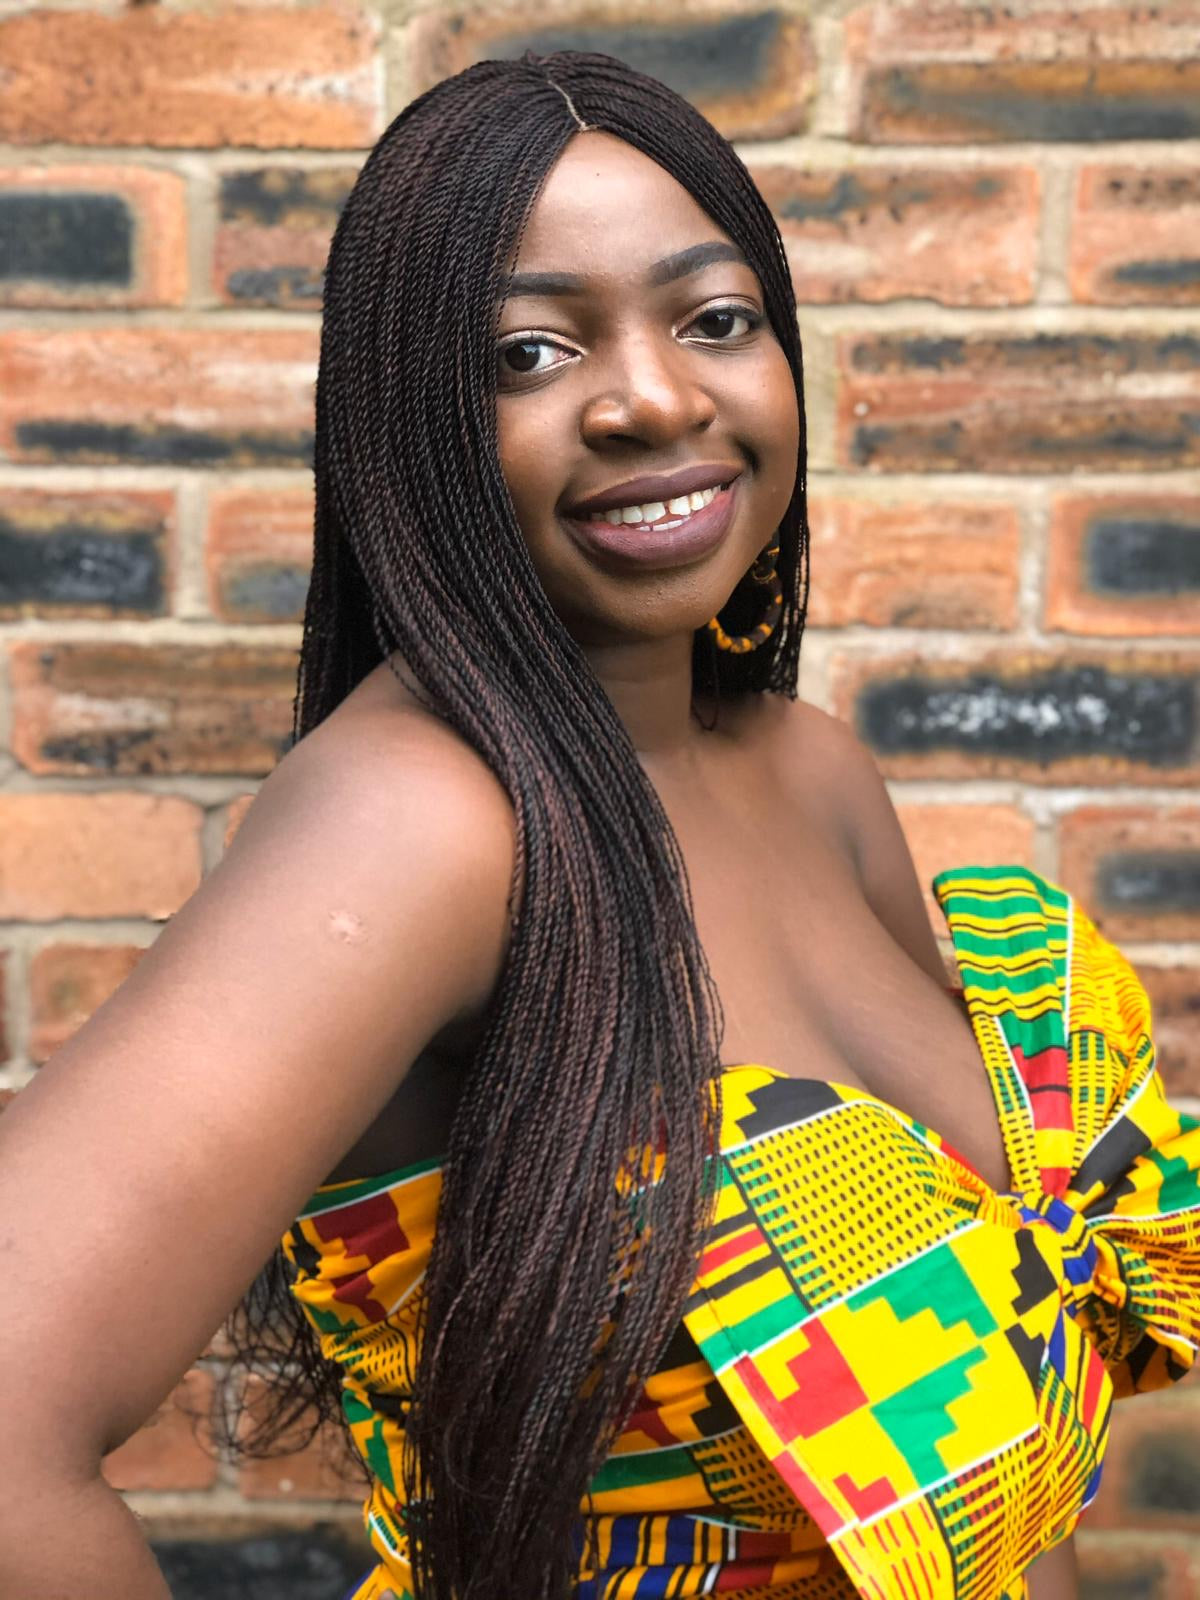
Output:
[0, 47, 1197, 1600]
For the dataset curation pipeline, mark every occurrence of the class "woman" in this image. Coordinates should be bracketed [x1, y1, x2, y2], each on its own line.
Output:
[0, 51, 1196, 1600]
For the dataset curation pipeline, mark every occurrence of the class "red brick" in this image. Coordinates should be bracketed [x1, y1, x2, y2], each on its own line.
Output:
[0, 794, 202, 922]
[806, 499, 1019, 630]
[1045, 494, 1200, 639]
[1071, 166, 1200, 307]
[0, 165, 186, 309]
[0, 7, 380, 149]
[103, 1370, 217, 1493]
[405, 2, 815, 141]
[29, 944, 145, 1064]
[236, 1377, 363, 1502]
[837, 331, 1200, 474]
[753, 164, 1037, 307]
[206, 487, 312, 623]
[1075, 1529, 1200, 1600]
[1057, 805, 1200, 945]
[1138, 965, 1200, 1102]
[1085, 1387, 1200, 1532]
[0, 328, 317, 469]
[223, 793, 258, 852]
[896, 804, 1036, 931]
[9, 641, 296, 778]
[845, 5, 1200, 144]
[830, 649, 1200, 787]
[215, 165, 355, 310]
[0, 488, 174, 620]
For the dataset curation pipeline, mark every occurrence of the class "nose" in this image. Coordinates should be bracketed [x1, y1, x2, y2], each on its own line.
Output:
[579, 332, 717, 450]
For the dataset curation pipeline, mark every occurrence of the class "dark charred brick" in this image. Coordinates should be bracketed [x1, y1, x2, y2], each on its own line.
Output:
[219, 166, 353, 226]
[1124, 1429, 1200, 1515]
[772, 169, 1003, 226]
[856, 665, 1195, 768]
[0, 192, 132, 285]
[840, 333, 1200, 473]
[1097, 852, 1200, 917]
[221, 563, 310, 621]
[409, 6, 814, 139]
[0, 501, 165, 615]
[1113, 259, 1200, 290]
[459, 13, 781, 106]
[152, 1522, 365, 1600]
[9, 642, 298, 777]
[1086, 516, 1200, 597]
[858, 61, 1200, 144]
[1079, 1555, 1167, 1600]
[225, 265, 325, 304]
[13, 420, 313, 468]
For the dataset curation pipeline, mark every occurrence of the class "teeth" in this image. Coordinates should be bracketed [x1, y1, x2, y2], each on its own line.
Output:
[587, 484, 723, 525]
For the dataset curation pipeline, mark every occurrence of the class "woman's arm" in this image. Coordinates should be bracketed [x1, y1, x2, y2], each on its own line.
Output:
[1027, 1535, 1079, 1599]
[0, 705, 516, 1595]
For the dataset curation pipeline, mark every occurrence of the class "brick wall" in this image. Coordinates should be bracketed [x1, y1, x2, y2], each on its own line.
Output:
[2, 1, 1199, 1593]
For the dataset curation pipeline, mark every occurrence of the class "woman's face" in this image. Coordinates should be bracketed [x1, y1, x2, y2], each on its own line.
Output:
[495, 131, 800, 649]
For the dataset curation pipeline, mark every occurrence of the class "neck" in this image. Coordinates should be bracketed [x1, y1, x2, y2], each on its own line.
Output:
[580, 632, 708, 763]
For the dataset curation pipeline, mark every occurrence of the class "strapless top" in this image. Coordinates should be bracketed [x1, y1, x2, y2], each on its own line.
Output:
[282, 866, 1200, 1600]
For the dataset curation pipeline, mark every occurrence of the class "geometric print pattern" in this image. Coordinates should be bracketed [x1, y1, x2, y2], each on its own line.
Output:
[281, 864, 1200, 1600]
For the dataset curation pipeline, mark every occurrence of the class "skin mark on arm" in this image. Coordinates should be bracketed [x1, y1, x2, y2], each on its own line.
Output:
[327, 908, 369, 945]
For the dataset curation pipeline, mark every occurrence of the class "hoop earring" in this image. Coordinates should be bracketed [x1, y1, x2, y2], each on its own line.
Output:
[707, 542, 782, 655]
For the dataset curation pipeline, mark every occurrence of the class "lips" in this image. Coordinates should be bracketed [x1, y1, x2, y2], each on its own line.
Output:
[564, 463, 742, 518]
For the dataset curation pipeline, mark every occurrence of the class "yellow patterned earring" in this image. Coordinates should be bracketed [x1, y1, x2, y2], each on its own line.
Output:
[707, 542, 783, 655]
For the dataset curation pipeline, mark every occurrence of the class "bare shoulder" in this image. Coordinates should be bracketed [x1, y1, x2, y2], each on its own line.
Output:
[753, 694, 946, 981]
[0, 656, 516, 1470]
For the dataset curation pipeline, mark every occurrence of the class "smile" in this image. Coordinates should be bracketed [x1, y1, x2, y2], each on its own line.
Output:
[583, 483, 729, 532]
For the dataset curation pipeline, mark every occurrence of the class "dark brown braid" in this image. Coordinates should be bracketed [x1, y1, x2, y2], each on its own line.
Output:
[225, 50, 810, 1599]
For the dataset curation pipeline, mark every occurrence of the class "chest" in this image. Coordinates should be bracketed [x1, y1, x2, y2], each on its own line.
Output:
[653, 748, 1008, 1187]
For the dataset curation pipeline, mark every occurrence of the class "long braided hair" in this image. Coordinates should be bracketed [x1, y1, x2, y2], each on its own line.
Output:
[236, 50, 809, 1599]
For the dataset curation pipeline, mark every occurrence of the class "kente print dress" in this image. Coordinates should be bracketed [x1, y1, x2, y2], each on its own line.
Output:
[281, 866, 1200, 1599]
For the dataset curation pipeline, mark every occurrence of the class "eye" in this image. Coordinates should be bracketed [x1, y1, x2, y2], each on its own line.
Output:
[686, 304, 762, 342]
[497, 336, 575, 382]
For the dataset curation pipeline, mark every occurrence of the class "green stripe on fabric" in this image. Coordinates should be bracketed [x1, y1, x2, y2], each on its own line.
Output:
[300, 1154, 442, 1217]
[693, 1289, 803, 1371]
[589, 1442, 698, 1493]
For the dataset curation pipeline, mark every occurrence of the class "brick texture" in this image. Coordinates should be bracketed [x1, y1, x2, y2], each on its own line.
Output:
[0, 489, 174, 620]
[1045, 495, 1200, 639]
[103, 1371, 217, 1494]
[206, 487, 313, 623]
[0, 7, 381, 149]
[0, 793, 202, 921]
[754, 164, 1038, 307]
[4, 0, 1200, 1569]
[30, 943, 146, 1063]
[214, 167, 356, 310]
[236, 1379, 363, 1503]
[1057, 805, 1200, 945]
[806, 499, 1019, 630]
[1139, 965, 1200, 1102]
[0, 166, 187, 309]
[897, 804, 1036, 929]
[1070, 166, 1200, 307]
[845, 5, 1200, 144]
[837, 332, 1200, 474]
[406, 1, 816, 141]
[9, 642, 296, 777]
[0, 329, 318, 468]
[831, 650, 1200, 787]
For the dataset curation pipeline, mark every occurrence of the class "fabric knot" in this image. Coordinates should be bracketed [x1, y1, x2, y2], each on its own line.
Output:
[1008, 1189, 1101, 1313]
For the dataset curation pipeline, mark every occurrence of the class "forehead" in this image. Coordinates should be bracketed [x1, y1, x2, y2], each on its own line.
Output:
[512, 131, 732, 274]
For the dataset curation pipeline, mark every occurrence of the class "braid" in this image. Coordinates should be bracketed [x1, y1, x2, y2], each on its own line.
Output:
[228, 51, 809, 1599]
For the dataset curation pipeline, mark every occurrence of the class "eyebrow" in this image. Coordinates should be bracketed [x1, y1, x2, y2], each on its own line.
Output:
[500, 241, 752, 300]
